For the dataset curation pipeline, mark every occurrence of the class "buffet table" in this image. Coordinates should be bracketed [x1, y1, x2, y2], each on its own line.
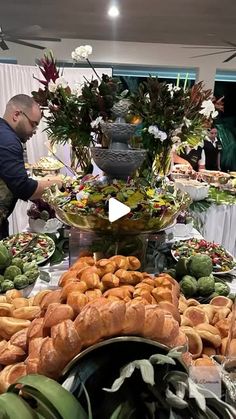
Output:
[191, 203, 236, 257]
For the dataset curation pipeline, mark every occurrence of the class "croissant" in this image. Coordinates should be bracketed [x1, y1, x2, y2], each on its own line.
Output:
[103, 285, 134, 300]
[180, 326, 203, 359]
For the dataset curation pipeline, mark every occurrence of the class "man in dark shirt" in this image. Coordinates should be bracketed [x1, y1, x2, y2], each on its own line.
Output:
[203, 127, 222, 171]
[0, 94, 63, 239]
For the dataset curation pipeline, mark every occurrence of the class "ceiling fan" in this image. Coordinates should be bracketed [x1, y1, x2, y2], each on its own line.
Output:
[0, 25, 61, 51]
[183, 41, 236, 62]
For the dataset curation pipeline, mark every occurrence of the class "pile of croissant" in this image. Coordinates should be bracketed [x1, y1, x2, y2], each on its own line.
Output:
[179, 294, 235, 366]
[0, 255, 187, 393]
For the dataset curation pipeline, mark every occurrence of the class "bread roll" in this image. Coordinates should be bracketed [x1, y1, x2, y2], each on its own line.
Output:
[210, 296, 233, 309]
[215, 318, 230, 338]
[202, 346, 216, 357]
[74, 305, 103, 347]
[194, 323, 221, 348]
[0, 303, 14, 317]
[110, 255, 129, 270]
[97, 300, 126, 338]
[85, 289, 102, 301]
[158, 301, 181, 323]
[183, 307, 209, 326]
[0, 317, 31, 339]
[127, 256, 141, 270]
[133, 288, 152, 303]
[180, 326, 203, 359]
[178, 296, 188, 314]
[151, 287, 173, 304]
[39, 337, 68, 379]
[103, 285, 134, 300]
[58, 270, 78, 287]
[171, 330, 188, 348]
[43, 303, 74, 328]
[0, 296, 7, 303]
[156, 314, 180, 346]
[0, 341, 25, 365]
[180, 315, 193, 327]
[134, 283, 154, 292]
[13, 306, 41, 321]
[80, 267, 100, 289]
[12, 298, 29, 309]
[122, 300, 145, 335]
[33, 290, 52, 306]
[186, 298, 200, 307]
[51, 319, 82, 360]
[10, 328, 28, 351]
[66, 292, 88, 315]
[141, 278, 156, 287]
[61, 281, 88, 301]
[211, 307, 231, 325]
[193, 357, 215, 367]
[27, 318, 45, 341]
[25, 337, 46, 375]
[198, 304, 215, 323]
[96, 259, 116, 277]
[40, 289, 62, 310]
[101, 273, 120, 289]
[142, 305, 165, 341]
[5, 289, 22, 303]
[0, 363, 27, 394]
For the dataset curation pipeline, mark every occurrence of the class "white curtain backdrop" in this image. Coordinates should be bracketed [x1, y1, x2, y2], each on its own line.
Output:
[0, 63, 112, 234]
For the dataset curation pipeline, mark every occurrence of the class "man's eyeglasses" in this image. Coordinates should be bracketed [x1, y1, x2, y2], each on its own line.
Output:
[19, 111, 39, 129]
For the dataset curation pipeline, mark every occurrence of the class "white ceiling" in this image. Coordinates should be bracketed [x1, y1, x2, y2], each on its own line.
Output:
[1, 0, 236, 47]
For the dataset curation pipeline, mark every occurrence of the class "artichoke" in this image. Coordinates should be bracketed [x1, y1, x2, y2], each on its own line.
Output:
[13, 275, 29, 290]
[24, 269, 39, 285]
[23, 261, 38, 273]
[11, 257, 24, 271]
[4, 265, 22, 281]
[187, 254, 213, 279]
[179, 275, 198, 297]
[198, 276, 215, 296]
[1, 280, 14, 292]
[0, 244, 12, 270]
[214, 281, 230, 297]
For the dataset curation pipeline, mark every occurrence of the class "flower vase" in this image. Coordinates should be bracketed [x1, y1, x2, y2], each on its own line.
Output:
[70, 144, 92, 175]
[152, 146, 172, 177]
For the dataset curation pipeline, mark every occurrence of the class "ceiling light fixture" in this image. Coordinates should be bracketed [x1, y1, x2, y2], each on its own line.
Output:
[108, 5, 120, 18]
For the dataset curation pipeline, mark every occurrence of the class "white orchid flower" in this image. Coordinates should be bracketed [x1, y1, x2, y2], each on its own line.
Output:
[148, 125, 167, 141]
[183, 116, 192, 128]
[199, 100, 218, 119]
[71, 45, 93, 61]
[55, 77, 68, 89]
[167, 83, 181, 99]
[71, 82, 83, 96]
[144, 93, 150, 103]
[90, 116, 104, 129]
[48, 80, 57, 93]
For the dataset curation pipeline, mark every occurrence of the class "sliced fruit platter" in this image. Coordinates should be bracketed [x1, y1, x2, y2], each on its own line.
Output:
[172, 238, 236, 274]
[1, 232, 55, 264]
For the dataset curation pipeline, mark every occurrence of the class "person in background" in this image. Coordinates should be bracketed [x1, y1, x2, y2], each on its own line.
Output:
[172, 145, 205, 172]
[0, 94, 63, 239]
[203, 127, 222, 171]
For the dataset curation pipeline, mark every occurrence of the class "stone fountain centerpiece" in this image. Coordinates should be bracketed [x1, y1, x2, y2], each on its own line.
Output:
[90, 99, 146, 179]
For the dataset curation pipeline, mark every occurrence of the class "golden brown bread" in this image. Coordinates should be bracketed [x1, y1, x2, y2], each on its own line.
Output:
[12, 298, 29, 309]
[215, 318, 230, 338]
[85, 289, 103, 301]
[133, 288, 152, 303]
[151, 287, 173, 304]
[96, 259, 116, 276]
[0, 317, 31, 339]
[0, 341, 26, 365]
[33, 290, 52, 306]
[38, 337, 68, 379]
[66, 292, 88, 315]
[25, 337, 46, 374]
[141, 305, 165, 341]
[202, 346, 217, 357]
[101, 273, 120, 289]
[103, 285, 134, 300]
[5, 289, 22, 303]
[122, 300, 145, 335]
[0, 303, 14, 317]
[156, 314, 180, 346]
[194, 323, 222, 348]
[60, 281, 88, 301]
[198, 304, 215, 323]
[180, 326, 203, 359]
[13, 306, 41, 321]
[126, 256, 141, 270]
[51, 319, 82, 361]
[141, 278, 156, 287]
[210, 296, 233, 309]
[157, 301, 181, 323]
[74, 305, 103, 347]
[0, 296, 7, 303]
[183, 306, 209, 326]
[211, 307, 231, 325]
[186, 298, 200, 307]
[27, 318, 45, 341]
[97, 300, 126, 338]
[43, 303, 74, 328]
[80, 269, 101, 289]
[40, 289, 62, 310]
[10, 328, 28, 351]
[193, 357, 215, 367]
[58, 270, 79, 287]
[110, 255, 129, 270]
[134, 283, 154, 292]
[0, 363, 27, 394]
[180, 315, 193, 327]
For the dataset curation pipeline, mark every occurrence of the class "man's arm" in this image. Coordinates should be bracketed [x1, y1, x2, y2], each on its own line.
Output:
[171, 151, 193, 169]
[30, 176, 63, 200]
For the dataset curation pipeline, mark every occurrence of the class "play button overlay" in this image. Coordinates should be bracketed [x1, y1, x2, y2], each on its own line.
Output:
[108, 198, 130, 223]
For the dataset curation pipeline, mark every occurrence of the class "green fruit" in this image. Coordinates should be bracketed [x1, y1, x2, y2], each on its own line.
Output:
[187, 254, 213, 279]
[4, 265, 22, 281]
[0, 244, 12, 270]
[214, 281, 230, 297]
[11, 257, 24, 271]
[13, 275, 29, 290]
[1, 280, 14, 292]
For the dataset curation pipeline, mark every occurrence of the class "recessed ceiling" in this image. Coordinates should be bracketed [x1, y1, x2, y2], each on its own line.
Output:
[1, 0, 236, 47]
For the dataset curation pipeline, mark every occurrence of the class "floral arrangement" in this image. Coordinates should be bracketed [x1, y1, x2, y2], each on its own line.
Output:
[32, 45, 223, 177]
[129, 77, 223, 174]
[32, 46, 123, 173]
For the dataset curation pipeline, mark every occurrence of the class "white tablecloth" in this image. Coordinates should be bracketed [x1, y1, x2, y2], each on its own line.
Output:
[192, 204, 236, 257]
